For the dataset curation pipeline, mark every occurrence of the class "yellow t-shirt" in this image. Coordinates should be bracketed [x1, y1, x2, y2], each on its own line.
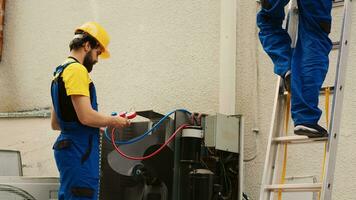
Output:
[61, 58, 92, 97]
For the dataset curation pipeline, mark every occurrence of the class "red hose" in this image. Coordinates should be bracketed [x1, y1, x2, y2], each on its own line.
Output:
[111, 124, 189, 160]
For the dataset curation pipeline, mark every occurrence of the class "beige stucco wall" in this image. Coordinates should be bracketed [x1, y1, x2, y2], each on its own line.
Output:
[0, 0, 220, 113]
[0, 0, 355, 199]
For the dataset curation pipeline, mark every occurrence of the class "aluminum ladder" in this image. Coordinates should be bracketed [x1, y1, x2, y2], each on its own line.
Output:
[259, 0, 353, 199]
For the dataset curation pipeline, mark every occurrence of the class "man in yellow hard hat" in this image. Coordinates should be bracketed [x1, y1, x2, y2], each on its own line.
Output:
[50, 22, 129, 200]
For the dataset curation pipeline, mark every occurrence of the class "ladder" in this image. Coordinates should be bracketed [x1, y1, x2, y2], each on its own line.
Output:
[259, 0, 353, 199]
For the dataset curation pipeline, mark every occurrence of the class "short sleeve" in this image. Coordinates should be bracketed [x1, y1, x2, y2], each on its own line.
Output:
[61, 63, 90, 97]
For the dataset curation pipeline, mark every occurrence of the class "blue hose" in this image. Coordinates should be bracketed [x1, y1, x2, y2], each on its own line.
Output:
[104, 109, 191, 145]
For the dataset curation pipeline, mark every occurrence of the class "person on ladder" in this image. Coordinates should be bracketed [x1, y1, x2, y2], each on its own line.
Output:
[257, 0, 332, 137]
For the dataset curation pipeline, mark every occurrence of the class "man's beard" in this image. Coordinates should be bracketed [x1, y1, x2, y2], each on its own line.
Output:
[83, 50, 97, 73]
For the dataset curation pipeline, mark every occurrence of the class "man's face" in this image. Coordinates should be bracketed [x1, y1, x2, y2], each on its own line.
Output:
[83, 46, 102, 73]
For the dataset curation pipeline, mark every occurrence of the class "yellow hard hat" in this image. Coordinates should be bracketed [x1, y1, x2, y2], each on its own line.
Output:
[75, 22, 110, 59]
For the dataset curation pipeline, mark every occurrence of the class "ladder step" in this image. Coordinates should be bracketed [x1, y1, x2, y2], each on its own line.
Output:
[333, 0, 344, 7]
[257, 0, 344, 8]
[265, 183, 322, 192]
[273, 135, 328, 144]
[283, 86, 334, 96]
[333, 41, 341, 50]
[320, 86, 335, 95]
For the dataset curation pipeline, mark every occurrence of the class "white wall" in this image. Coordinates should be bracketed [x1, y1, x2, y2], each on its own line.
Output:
[0, 0, 220, 114]
[0, 0, 355, 199]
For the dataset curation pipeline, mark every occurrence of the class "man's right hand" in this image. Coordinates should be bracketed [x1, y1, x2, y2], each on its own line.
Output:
[71, 95, 132, 129]
[109, 116, 131, 129]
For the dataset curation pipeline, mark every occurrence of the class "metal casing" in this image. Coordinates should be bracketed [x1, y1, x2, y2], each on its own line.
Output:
[204, 113, 241, 153]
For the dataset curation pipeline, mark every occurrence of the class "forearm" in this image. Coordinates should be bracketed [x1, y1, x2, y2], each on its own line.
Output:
[51, 102, 114, 129]
[71, 95, 124, 128]
[79, 109, 114, 128]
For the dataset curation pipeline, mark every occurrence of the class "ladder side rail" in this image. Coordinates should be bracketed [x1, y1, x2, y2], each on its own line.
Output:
[270, 1, 299, 199]
[259, 79, 287, 200]
[269, 95, 289, 200]
[260, 1, 299, 199]
[321, 0, 352, 199]
[286, 0, 299, 48]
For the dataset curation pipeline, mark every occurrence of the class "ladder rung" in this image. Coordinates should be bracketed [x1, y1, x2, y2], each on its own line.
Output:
[256, 0, 344, 8]
[283, 86, 334, 96]
[333, 0, 344, 7]
[257, 0, 344, 8]
[273, 135, 328, 144]
[265, 183, 322, 192]
[332, 41, 341, 50]
[320, 86, 335, 95]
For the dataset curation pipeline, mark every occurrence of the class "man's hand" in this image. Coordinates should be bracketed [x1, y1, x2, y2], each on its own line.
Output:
[71, 95, 131, 128]
[109, 116, 131, 129]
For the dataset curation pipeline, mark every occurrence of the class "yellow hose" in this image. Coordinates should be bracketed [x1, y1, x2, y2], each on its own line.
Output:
[278, 92, 291, 200]
[318, 87, 330, 200]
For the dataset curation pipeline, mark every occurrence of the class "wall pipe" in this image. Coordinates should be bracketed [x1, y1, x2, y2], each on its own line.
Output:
[219, 0, 237, 115]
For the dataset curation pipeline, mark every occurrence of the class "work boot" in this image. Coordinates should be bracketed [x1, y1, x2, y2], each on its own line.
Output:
[294, 124, 328, 138]
[283, 70, 291, 92]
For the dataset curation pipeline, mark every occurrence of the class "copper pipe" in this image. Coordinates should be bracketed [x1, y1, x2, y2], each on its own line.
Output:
[0, 0, 5, 61]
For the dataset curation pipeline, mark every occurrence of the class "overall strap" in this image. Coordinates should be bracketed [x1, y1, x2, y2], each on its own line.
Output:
[52, 61, 77, 81]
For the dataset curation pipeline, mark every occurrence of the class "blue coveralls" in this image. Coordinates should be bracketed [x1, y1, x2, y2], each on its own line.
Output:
[51, 61, 100, 200]
[257, 0, 333, 125]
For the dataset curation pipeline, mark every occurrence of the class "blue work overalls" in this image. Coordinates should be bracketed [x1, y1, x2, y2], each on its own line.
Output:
[257, 0, 333, 125]
[51, 61, 100, 200]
